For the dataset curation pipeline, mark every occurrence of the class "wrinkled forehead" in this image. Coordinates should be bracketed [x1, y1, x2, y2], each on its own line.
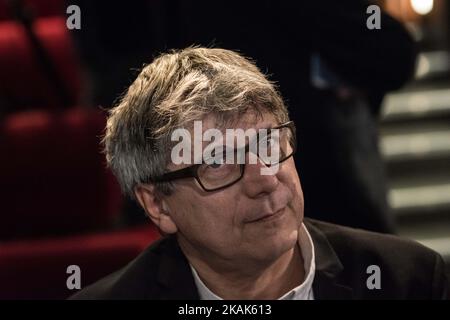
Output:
[201, 111, 278, 133]
[195, 112, 278, 151]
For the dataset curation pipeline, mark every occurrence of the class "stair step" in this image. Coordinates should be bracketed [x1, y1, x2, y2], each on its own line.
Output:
[381, 88, 450, 122]
[388, 183, 450, 214]
[380, 129, 450, 161]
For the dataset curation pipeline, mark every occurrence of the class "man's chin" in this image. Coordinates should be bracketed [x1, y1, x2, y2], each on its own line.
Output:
[247, 228, 299, 262]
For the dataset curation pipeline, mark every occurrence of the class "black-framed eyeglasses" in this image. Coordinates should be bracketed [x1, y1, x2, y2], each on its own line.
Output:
[152, 121, 297, 192]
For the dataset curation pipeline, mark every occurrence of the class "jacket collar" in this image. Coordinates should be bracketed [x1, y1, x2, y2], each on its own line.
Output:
[304, 219, 354, 299]
[155, 235, 200, 300]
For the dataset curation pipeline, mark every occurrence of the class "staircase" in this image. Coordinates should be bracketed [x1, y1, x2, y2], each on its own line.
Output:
[379, 51, 450, 272]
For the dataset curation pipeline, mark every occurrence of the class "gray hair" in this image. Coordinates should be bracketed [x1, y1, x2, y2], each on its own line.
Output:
[103, 46, 289, 198]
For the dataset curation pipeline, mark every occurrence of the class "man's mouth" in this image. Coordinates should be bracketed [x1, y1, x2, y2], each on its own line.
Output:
[246, 207, 286, 223]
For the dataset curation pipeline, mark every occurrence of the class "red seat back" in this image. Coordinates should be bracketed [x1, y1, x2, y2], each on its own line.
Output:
[0, 108, 123, 239]
[0, 16, 81, 109]
[0, 225, 160, 299]
[0, 0, 66, 21]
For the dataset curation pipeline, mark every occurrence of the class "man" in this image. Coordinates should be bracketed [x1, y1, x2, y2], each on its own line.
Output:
[71, 47, 448, 300]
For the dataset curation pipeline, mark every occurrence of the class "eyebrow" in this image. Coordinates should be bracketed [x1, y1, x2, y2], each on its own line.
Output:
[203, 125, 280, 156]
[191, 122, 279, 161]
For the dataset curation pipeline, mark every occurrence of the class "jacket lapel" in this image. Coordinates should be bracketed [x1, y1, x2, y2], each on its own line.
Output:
[155, 235, 200, 300]
[305, 219, 354, 299]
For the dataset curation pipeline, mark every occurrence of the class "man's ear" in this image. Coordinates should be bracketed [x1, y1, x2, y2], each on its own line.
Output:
[134, 184, 178, 234]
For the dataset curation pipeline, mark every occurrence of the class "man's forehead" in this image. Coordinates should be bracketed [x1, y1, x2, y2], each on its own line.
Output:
[201, 112, 278, 132]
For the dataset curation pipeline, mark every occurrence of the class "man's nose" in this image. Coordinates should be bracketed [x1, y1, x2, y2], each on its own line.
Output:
[241, 158, 279, 198]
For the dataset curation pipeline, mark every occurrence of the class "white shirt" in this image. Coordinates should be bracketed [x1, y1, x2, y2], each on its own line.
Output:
[190, 223, 316, 300]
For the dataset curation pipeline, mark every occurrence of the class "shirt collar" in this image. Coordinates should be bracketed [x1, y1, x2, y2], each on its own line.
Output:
[190, 223, 316, 300]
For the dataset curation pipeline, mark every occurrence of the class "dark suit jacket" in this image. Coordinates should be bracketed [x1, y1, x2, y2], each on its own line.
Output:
[70, 219, 449, 300]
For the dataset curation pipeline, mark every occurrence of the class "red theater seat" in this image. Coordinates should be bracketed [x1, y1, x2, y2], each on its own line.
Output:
[0, 108, 123, 240]
[0, 16, 80, 109]
[0, 224, 161, 299]
[0, 0, 66, 21]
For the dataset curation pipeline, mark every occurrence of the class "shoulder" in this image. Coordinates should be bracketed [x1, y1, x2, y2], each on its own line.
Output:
[305, 218, 448, 299]
[69, 236, 177, 300]
[306, 218, 436, 261]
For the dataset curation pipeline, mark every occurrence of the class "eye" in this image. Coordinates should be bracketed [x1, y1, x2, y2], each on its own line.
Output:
[200, 162, 234, 179]
[203, 155, 227, 171]
[261, 136, 277, 151]
[208, 162, 224, 169]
